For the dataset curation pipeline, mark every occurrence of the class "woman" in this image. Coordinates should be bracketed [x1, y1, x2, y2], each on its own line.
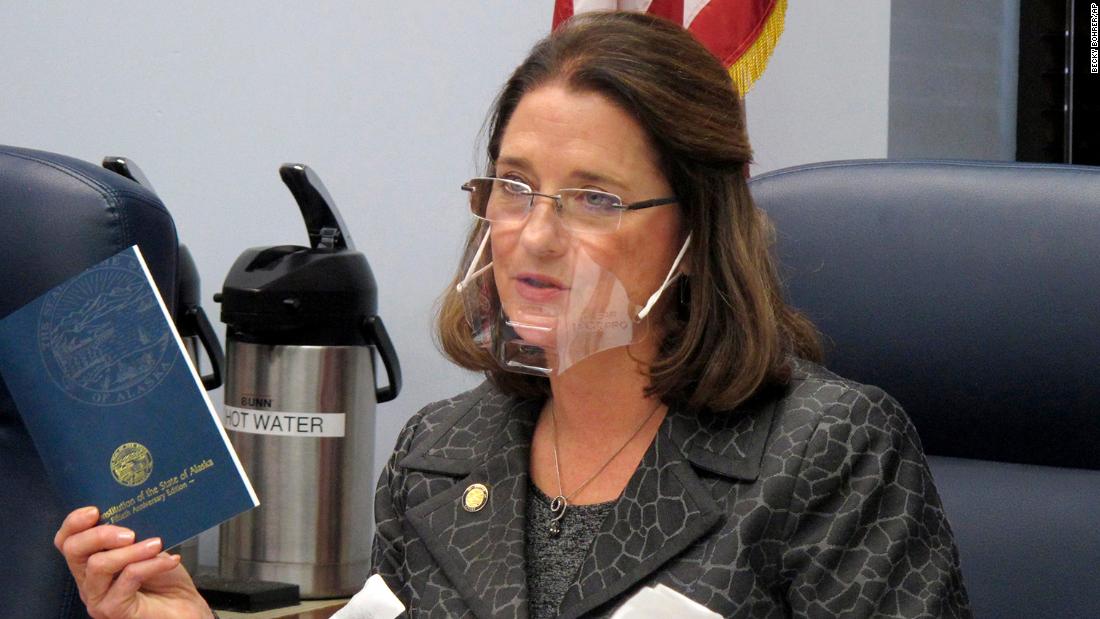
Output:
[56, 11, 970, 619]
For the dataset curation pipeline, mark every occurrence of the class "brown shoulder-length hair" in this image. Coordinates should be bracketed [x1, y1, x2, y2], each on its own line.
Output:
[437, 11, 821, 412]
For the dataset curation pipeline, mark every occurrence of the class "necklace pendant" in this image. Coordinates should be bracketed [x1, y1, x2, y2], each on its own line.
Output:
[548, 495, 567, 537]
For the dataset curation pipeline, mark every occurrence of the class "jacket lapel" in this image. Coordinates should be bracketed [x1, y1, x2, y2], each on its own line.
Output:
[557, 399, 778, 619]
[402, 392, 540, 619]
[397, 382, 779, 619]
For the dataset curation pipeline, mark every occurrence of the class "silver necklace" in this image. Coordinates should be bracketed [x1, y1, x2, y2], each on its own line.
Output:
[547, 399, 663, 537]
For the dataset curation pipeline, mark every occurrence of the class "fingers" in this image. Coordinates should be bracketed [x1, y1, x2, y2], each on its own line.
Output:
[54, 506, 99, 552]
[82, 537, 165, 606]
[100, 552, 182, 611]
[56, 507, 144, 591]
[59, 525, 138, 585]
[62, 526, 138, 565]
[57, 509, 207, 618]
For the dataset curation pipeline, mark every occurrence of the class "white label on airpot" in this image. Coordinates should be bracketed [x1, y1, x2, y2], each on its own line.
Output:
[222, 406, 346, 437]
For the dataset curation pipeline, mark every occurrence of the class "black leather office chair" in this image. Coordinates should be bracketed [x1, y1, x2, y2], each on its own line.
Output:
[0, 145, 181, 619]
[750, 159, 1100, 618]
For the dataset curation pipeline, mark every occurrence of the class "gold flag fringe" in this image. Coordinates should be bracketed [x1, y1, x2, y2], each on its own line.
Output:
[728, 0, 787, 96]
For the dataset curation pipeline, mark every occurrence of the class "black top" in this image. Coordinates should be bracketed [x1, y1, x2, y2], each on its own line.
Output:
[526, 483, 615, 618]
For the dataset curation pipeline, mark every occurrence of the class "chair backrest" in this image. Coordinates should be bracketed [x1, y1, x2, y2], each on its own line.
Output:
[0, 145, 179, 619]
[749, 159, 1100, 618]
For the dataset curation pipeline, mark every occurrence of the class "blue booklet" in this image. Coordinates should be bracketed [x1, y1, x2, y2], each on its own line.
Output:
[0, 245, 258, 549]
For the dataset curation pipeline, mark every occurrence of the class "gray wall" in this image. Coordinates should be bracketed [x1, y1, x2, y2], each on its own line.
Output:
[0, 2, 891, 567]
[889, 0, 1020, 160]
[749, 0, 891, 172]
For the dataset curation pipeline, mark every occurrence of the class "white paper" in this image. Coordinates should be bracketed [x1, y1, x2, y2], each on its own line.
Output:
[610, 584, 721, 619]
[330, 573, 406, 619]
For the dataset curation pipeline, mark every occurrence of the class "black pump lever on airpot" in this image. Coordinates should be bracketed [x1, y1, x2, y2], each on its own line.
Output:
[102, 156, 157, 193]
[279, 163, 355, 252]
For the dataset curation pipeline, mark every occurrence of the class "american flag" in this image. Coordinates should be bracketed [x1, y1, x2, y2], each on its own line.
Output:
[552, 0, 786, 95]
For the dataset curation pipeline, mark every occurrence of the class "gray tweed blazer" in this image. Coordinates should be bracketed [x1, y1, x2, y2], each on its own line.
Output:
[369, 359, 970, 618]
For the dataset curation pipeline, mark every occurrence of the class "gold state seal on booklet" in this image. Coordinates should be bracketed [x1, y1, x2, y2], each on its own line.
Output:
[110, 442, 154, 487]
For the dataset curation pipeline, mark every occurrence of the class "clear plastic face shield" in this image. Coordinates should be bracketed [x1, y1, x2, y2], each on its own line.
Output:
[456, 177, 690, 377]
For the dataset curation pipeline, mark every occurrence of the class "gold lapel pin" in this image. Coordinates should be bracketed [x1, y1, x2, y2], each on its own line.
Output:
[462, 483, 489, 512]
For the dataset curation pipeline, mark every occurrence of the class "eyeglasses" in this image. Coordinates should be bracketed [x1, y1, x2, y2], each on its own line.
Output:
[461, 177, 677, 234]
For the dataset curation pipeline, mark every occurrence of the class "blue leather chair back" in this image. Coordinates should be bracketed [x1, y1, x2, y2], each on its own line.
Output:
[750, 159, 1100, 618]
[0, 145, 179, 619]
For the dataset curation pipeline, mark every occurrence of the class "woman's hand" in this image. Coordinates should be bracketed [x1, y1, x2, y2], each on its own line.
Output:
[54, 506, 214, 619]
